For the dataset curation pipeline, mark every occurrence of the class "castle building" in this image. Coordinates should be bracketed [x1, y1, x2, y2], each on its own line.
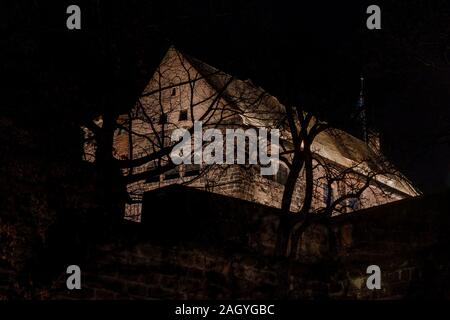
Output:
[83, 47, 419, 220]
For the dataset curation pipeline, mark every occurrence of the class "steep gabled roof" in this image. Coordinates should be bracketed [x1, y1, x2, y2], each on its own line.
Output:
[184, 52, 286, 128]
[147, 47, 420, 196]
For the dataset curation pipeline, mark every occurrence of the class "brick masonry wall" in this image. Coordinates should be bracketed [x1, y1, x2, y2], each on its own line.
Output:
[327, 190, 450, 299]
[41, 187, 450, 300]
[0, 263, 18, 299]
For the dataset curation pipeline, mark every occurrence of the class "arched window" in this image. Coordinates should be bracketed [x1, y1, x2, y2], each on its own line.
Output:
[276, 163, 289, 185]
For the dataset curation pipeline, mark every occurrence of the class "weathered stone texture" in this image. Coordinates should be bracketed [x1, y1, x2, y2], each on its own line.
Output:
[33, 186, 450, 300]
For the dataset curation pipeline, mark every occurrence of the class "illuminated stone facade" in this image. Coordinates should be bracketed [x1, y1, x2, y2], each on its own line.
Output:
[83, 47, 419, 220]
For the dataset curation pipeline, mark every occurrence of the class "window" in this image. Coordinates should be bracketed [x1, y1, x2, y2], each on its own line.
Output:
[159, 113, 167, 124]
[179, 110, 188, 121]
[171, 88, 177, 96]
[323, 183, 333, 206]
[279, 165, 289, 185]
[348, 198, 360, 211]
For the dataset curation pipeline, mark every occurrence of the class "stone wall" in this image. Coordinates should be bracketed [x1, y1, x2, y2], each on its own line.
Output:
[44, 185, 450, 300]
[327, 189, 450, 299]
[125, 160, 407, 221]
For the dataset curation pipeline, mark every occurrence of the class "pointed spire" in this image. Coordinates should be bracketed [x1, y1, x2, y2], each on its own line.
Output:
[356, 73, 367, 142]
[356, 74, 365, 109]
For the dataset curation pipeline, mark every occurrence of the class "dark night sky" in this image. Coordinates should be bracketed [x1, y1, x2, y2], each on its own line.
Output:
[2, 0, 450, 193]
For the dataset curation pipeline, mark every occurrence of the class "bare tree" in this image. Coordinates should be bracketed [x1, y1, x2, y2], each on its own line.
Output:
[81, 47, 282, 220]
[274, 105, 418, 257]
[81, 47, 418, 246]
